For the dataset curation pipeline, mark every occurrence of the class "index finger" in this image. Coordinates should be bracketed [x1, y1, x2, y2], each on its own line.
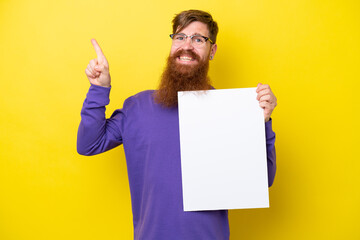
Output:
[91, 39, 106, 61]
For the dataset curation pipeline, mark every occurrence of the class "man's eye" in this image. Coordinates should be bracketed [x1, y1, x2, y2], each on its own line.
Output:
[175, 36, 184, 40]
[194, 37, 204, 43]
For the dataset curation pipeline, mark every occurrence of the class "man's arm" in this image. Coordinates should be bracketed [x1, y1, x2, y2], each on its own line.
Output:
[77, 39, 123, 155]
[265, 119, 276, 187]
[77, 85, 124, 156]
[256, 83, 277, 187]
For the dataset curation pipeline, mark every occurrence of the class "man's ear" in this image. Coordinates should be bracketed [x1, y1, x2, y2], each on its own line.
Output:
[210, 44, 217, 59]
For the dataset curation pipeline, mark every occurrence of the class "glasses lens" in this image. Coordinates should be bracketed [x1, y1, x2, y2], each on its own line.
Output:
[192, 36, 205, 45]
[173, 34, 185, 42]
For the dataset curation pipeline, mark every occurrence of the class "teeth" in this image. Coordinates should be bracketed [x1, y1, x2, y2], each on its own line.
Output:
[180, 56, 193, 61]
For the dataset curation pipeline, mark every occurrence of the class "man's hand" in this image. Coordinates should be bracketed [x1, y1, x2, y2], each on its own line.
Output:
[85, 39, 111, 88]
[256, 83, 277, 122]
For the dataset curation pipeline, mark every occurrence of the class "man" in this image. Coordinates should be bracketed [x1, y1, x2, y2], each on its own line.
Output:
[78, 9, 277, 240]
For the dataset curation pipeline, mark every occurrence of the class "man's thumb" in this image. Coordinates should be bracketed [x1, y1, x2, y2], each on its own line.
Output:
[94, 65, 103, 72]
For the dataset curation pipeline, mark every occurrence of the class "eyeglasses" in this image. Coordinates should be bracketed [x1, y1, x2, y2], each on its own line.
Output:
[169, 33, 214, 48]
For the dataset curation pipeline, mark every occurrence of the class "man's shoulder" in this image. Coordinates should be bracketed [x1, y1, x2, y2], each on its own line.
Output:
[123, 89, 156, 108]
[131, 89, 155, 98]
[126, 89, 155, 102]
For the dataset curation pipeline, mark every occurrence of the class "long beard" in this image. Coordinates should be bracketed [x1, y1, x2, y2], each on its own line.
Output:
[154, 50, 211, 108]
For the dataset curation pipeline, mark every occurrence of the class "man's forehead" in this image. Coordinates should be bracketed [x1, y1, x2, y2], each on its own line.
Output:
[175, 21, 210, 36]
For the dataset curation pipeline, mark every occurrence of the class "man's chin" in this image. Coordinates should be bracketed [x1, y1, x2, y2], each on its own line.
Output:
[173, 61, 198, 73]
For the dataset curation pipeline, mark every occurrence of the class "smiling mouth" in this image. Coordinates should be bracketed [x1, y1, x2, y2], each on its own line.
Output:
[179, 56, 195, 61]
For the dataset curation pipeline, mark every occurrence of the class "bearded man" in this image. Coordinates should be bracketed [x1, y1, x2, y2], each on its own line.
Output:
[77, 9, 277, 240]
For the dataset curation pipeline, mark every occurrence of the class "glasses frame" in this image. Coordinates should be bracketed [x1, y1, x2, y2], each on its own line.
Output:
[169, 33, 214, 46]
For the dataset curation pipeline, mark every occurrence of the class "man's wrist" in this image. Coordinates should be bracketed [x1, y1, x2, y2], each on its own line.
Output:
[86, 84, 111, 107]
[91, 83, 111, 89]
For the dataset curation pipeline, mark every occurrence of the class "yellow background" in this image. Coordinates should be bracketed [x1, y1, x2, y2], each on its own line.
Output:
[1, 0, 359, 239]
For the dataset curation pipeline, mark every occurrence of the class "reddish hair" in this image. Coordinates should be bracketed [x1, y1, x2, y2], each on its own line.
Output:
[172, 10, 219, 44]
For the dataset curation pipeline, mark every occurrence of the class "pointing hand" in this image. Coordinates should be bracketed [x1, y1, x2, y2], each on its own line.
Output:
[85, 39, 111, 87]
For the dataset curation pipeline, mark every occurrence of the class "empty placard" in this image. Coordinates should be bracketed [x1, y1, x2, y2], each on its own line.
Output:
[178, 88, 269, 211]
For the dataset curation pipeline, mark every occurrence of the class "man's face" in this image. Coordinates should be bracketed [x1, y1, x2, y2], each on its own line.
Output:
[154, 21, 217, 107]
[170, 21, 217, 67]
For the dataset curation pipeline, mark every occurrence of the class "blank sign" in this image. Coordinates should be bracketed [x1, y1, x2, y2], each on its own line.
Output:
[178, 88, 269, 211]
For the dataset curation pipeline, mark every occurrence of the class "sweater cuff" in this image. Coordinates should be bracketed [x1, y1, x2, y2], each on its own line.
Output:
[85, 84, 111, 107]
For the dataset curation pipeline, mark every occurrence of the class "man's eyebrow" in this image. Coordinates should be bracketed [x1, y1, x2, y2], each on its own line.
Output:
[177, 32, 204, 36]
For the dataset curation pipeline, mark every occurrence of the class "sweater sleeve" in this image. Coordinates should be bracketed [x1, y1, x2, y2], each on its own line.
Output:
[265, 119, 276, 187]
[77, 84, 125, 156]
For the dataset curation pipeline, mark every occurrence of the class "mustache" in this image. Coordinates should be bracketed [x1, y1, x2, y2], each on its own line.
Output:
[172, 49, 201, 62]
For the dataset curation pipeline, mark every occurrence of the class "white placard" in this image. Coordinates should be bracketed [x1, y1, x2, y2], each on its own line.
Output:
[178, 88, 269, 211]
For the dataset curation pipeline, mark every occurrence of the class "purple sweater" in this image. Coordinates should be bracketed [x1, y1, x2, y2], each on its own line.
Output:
[77, 84, 276, 240]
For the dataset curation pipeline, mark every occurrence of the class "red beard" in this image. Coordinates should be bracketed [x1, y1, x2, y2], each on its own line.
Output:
[154, 49, 211, 108]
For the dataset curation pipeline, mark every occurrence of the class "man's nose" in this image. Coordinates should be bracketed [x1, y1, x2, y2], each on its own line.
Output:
[182, 37, 194, 50]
